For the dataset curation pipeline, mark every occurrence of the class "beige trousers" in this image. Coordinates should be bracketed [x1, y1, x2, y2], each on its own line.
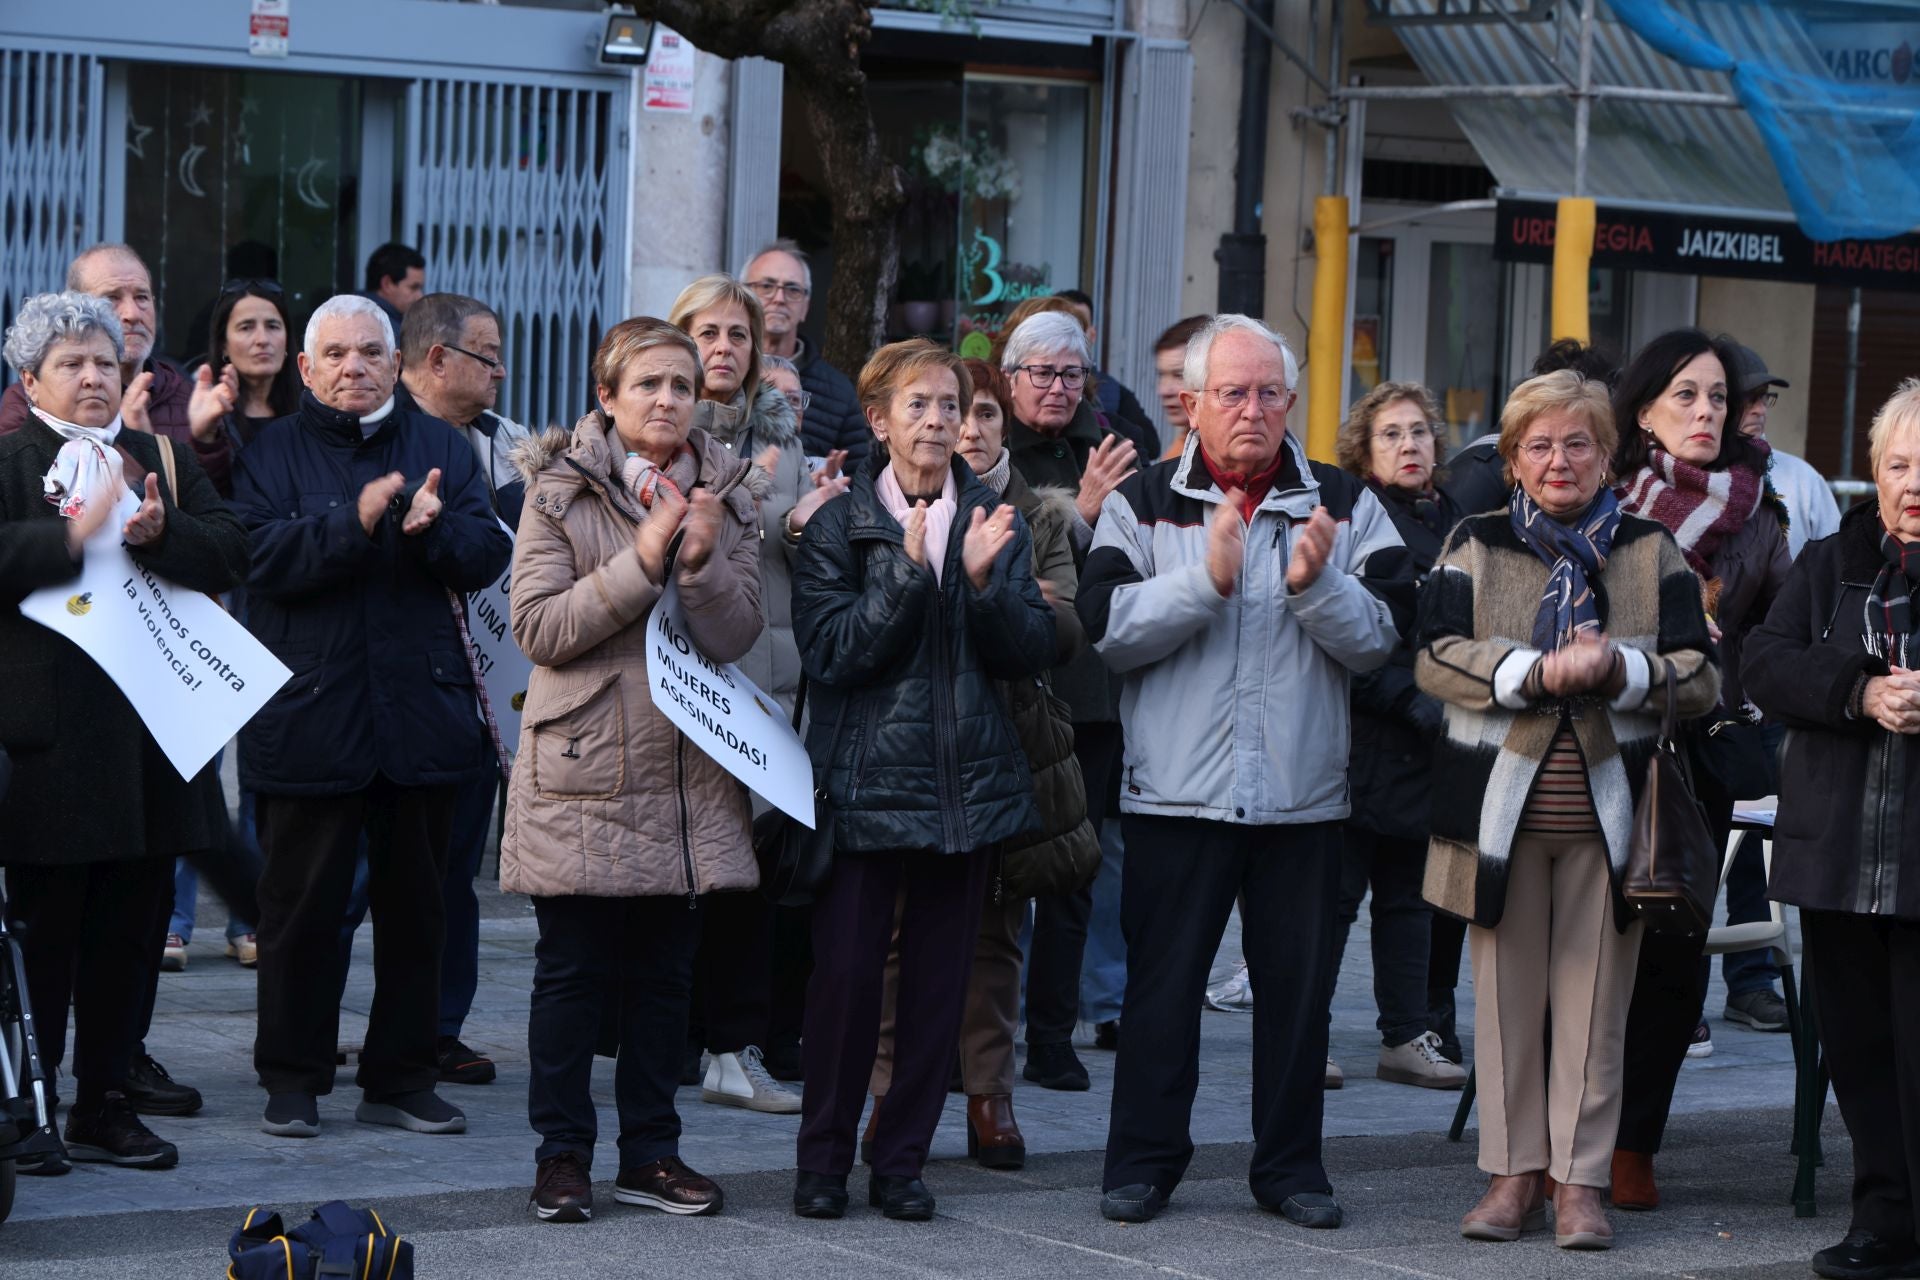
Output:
[1470, 831, 1644, 1187]
[870, 891, 1026, 1098]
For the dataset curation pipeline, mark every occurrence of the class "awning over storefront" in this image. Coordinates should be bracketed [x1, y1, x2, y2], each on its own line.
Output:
[1388, 1, 1920, 240]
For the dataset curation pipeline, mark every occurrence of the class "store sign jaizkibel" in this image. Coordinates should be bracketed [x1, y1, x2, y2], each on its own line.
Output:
[1494, 198, 1920, 290]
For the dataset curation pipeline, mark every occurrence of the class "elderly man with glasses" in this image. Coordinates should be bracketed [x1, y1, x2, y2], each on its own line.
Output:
[1078, 314, 1412, 1229]
[741, 240, 868, 471]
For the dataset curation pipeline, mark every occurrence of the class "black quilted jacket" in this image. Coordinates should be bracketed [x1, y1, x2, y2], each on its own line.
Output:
[791, 454, 1056, 854]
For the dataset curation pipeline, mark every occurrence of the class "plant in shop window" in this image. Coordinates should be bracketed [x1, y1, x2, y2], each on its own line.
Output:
[918, 126, 1021, 203]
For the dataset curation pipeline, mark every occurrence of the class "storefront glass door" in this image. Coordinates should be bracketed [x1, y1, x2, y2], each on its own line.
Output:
[123, 64, 363, 365]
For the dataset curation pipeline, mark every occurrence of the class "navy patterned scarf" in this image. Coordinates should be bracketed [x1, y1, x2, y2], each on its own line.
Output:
[1510, 487, 1623, 652]
[1865, 523, 1920, 668]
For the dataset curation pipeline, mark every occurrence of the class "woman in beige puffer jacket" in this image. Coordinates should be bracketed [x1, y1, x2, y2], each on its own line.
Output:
[501, 317, 763, 1223]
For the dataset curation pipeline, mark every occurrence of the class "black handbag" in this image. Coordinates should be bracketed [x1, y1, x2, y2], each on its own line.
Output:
[1624, 661, 1721, 936]
[751, 678, 839, 907]
[1686, 709, 1777, 805]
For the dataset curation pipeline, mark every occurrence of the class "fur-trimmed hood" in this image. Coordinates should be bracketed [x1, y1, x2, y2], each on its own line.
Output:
[510, 410, 756, 526]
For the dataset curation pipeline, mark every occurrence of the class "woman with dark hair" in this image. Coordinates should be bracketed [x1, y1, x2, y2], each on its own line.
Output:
[1328, 379, 1468, 1090]
[1606, 327, 1791, 1211]
[207, 279, 298, 452]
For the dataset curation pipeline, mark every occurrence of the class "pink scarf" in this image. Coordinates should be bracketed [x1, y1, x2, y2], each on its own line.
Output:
[876, 464, 957, 584]
[1616, 442, 1768, 579]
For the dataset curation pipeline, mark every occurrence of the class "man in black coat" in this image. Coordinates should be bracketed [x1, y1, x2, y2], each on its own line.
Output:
[742, 242, 870, 470]
[231, 294, 510, 1140]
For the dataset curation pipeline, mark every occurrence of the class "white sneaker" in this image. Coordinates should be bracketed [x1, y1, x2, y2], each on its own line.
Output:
[1377, 1031, 1469, 1090]
[161, 934, 188, 972]
[1685, 1021, 1714, 1059]
[1324, 1056, 1344, 1090]
[1204, 962, 1254, 1012]
[701, 1046, 802, 1114]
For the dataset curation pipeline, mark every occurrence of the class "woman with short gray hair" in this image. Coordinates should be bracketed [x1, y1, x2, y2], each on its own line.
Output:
[0, 290, 249, 1174]
[995, 308, 1139, 1093]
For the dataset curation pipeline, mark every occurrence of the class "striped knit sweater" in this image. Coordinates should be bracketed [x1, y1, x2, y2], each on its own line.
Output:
[1414, 510, 1720, 929]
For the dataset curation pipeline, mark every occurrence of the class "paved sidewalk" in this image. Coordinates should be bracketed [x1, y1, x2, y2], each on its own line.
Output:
[2, 879, 1828, 1278]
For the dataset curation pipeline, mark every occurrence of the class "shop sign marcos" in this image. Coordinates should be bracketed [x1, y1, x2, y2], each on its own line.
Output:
[1494, 198, 1920, 290]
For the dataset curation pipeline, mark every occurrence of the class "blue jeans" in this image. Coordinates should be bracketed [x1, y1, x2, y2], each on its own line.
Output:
[169, 859, 255, 943]
[1079, 819, 1127, 1025]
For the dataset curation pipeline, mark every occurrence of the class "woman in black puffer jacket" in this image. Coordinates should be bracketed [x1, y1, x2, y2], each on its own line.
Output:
[1326, 381, 1469, 1091]
[788, 340, 1054, 1223]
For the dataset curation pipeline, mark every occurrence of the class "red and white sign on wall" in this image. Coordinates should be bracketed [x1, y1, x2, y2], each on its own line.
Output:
[643, 26, 696, 113]
[249, 0, 290, 59]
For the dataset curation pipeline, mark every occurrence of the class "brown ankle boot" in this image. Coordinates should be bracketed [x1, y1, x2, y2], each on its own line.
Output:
[1609, 1148, 1658, 1210]
[860, 1096, 882, 1166]
[1460, 1172, 1546, 1241]
[965, 1094, 1026, 1170]
[1553, 1182, 1614, 1249]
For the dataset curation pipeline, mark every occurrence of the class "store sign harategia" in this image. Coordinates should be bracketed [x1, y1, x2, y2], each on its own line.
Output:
[1494, 198, 1920, 290]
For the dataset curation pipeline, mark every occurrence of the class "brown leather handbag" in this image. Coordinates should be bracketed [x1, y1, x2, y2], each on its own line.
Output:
[1624, 660, 1720, 935]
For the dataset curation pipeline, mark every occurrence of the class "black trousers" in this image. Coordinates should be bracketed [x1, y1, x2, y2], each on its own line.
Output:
[1428, 910, 1468, 1055]
[6, 856, 173, 1105]
[1804, 909, 1920, 1245]
[1330, 828, 1432, 1047]
[1105, 814, 1341, 1204]
[135, 800, 263, 1054]
[1026, 722, 1121, 1045]
[766, 903, 812, 1059]
[254, 778, 455, 1097]
[1615, 927, 1710, 1153]
[690, 887, 774, 1055]
[528, 893, 700, 1169]
[797, 848, 989, 1179]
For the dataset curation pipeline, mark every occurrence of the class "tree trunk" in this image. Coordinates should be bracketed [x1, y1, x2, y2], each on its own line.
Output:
[790, 71, 902, 377]
[619, 0, 901, 375]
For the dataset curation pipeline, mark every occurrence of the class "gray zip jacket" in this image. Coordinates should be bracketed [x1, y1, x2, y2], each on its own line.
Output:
[1077, 433, 1415, 825]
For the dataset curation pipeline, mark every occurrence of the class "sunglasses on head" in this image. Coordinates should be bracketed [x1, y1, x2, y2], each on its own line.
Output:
[219, 277, 285, 301]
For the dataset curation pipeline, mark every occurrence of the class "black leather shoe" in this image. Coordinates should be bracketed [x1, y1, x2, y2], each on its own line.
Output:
[869, 1173, 935, 1221]
[1100, 1183, 1167, 1222]
[1093, 1020, 1120, 1051]
[1022, 1041, 1090, 1091]
[1812, 1230, 1920, 1280]
[793, 1171, 849, 1219]
[124, 1054, 203, 1117]
[1269, 1192, 1344, 1229]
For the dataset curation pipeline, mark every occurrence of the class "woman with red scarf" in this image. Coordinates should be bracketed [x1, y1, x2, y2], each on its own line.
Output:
[1606, 328, 1791, 1211]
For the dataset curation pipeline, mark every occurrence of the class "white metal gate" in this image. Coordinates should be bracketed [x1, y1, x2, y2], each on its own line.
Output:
[0, 49, 103, 388]
[404, 77, 632, 433]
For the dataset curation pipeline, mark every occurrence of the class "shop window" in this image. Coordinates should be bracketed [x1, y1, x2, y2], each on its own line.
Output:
[123, 65, 363, 365]
[1426, 241, 1501, 450]
[952, 77, 1091, 359]
[1351, 237, 1393, 395]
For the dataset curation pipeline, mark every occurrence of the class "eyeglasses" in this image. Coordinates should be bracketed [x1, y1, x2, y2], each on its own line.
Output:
[783, 390, 812, 412]
[1374, 424, 1434, 448]
[1756, 391, 1780, 408]
[1207, 385, 1291, 412]
[443, 343, 503, 372]
[747, 278, 811, 301]
[218, 277, 284, 300]
[1016, 365, 1087, 390]
[1517, 438, 1597, 464]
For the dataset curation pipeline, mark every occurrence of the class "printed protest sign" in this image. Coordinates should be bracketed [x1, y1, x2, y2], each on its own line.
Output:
[19, 491, 292, 780]
[462, 520, 533, 754]
[645, 581, 814, 827]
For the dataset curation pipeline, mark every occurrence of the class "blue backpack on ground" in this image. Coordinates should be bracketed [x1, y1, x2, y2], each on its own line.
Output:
[228, 1201, 412, 1279]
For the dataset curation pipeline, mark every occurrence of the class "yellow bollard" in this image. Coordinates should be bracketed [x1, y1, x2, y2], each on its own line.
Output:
[1306, 195, 1349, 464]
[1551, 197, 1596, 344]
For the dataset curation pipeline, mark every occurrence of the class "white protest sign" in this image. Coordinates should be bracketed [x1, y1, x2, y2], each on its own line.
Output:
[646, 581, 814, 827]
[462, 520, 533, 755]
[19, 492, 292, 781]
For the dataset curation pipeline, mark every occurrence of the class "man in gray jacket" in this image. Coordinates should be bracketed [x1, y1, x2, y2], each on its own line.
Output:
[1078, 314, 1414, 1228]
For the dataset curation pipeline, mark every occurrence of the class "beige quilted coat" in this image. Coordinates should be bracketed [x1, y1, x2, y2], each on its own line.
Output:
[500, 412, 765, 899]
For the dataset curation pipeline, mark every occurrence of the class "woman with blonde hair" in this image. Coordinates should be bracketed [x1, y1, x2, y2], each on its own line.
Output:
[667, 275, 848, 1114]
[505, 316, 764, 1224]
[1416, 370, 1718, 1250]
